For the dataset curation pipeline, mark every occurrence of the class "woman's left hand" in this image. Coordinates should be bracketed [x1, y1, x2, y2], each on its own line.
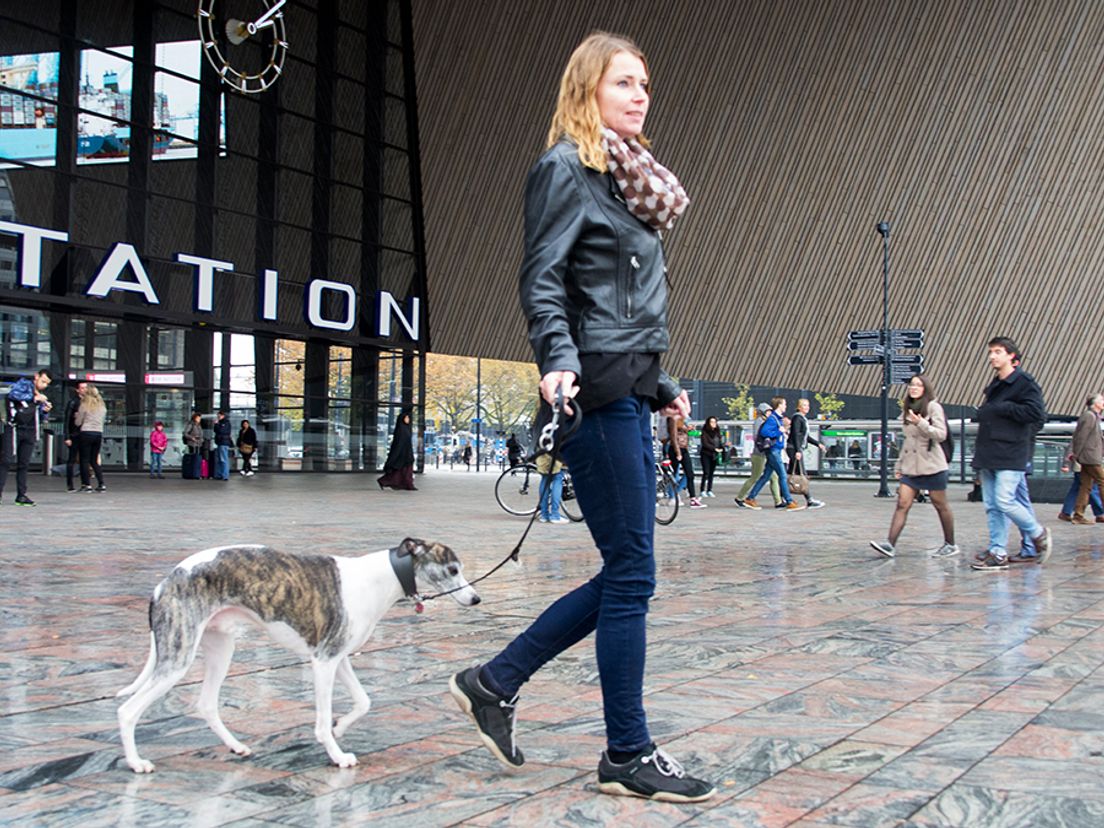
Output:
[659, 390, 691, 419]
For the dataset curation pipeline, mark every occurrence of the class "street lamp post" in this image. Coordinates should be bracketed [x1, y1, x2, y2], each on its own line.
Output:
[475, 357, 482, 472]
[876, 221, 892, 498]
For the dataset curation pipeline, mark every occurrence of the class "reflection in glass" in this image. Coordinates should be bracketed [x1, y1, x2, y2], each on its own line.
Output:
[0, 52, 60, 168]
[77, 47, 134, 164]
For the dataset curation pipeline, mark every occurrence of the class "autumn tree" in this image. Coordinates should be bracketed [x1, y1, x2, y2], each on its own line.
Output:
[815, 392, 845, 420]
[479, 358, 540, 435]
[425, 353, 477, 431]
[722, 383, 755, 420]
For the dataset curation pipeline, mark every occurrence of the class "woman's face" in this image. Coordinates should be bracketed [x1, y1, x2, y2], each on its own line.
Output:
[908, 378, 925, 399]
[707, 417, 717, 429]
[596, 51, 649, 139]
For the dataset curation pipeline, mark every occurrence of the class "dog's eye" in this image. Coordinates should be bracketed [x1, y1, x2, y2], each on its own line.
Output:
[448, 565, 459, 576]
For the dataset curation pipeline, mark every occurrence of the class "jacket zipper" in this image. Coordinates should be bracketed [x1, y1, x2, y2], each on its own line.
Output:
[628, 255, 640, 318]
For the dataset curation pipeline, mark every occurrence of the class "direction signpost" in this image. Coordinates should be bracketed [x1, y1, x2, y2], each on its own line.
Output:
[846, 316, 926, 497]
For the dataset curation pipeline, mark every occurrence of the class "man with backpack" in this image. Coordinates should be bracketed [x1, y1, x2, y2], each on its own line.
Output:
[1, 369, 53, 506]
[734, 403, 781, 508]
[971, 338, 1051, 571]
[735, 397, 804, 511]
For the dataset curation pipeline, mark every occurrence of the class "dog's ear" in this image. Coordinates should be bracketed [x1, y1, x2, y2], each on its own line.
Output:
[398, 537, 428, 558]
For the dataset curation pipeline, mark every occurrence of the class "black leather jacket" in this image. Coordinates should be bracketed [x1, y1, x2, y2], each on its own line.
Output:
[518, 140, 680, 405]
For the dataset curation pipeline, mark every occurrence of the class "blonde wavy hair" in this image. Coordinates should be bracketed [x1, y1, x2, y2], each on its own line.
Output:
[547, 32, 651, 172]
[80, 384, 106, 413]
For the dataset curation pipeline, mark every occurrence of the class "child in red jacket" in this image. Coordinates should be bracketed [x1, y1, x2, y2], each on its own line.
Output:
[149, 421, 168, 479]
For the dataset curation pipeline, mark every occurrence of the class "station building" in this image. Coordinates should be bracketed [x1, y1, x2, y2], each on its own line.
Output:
[1, 1, 424, 473]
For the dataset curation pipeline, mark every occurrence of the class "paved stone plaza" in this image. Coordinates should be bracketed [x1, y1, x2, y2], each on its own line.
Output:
[1, 468, 1102, 827]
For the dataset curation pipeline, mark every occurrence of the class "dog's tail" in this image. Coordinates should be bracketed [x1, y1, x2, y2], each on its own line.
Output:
[116, 631, 157, 698]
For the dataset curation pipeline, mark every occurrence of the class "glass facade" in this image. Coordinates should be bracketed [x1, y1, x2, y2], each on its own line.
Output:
[0, 1, 426, 473]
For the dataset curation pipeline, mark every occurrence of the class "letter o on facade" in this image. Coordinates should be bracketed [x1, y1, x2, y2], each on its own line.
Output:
[306, 279, 356, 331]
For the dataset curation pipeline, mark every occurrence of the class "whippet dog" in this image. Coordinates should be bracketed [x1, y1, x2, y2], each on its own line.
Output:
[117, 537, 479, 773]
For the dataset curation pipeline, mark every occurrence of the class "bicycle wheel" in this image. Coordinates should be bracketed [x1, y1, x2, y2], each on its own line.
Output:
[560, 471, 585, 522]
[655, 466, 679, 525]
[495, 463, 540, 516]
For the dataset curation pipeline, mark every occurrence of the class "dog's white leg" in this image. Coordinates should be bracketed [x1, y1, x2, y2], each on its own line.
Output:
[310, 658, 357, 767]
[332, 657, 372, 738]
[116, 632, 157, 698]
[196, 628, 251, 757]
[117, 666, 190, 773]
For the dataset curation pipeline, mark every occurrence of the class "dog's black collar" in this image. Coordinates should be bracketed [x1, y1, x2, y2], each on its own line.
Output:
[389, 545, 418, 598]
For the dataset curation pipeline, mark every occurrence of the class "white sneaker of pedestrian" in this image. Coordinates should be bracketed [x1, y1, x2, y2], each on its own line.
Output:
[870, 540, 895, 558]
[930, 543, 960, 558]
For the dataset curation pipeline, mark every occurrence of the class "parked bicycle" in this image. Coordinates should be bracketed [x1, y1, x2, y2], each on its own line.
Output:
[655, 458, 680, 525]
[494, 462, 584, 522]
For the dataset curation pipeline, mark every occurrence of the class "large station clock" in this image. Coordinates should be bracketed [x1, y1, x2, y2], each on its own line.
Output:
[197, 0, 288, 94]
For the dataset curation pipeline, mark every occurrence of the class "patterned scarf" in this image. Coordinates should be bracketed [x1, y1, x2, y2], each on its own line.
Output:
[602, 127, 689, 231]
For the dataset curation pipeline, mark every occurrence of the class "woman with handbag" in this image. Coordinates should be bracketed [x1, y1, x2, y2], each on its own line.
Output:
[447, 32, 713, 802]
[870, 374, 958, 558]
[698, 416, 722, 498]
[668, 414, 705, 508]
[182, 412, 203, 480]
[237, 419, 258, 477]
[74, 384, 107, 493]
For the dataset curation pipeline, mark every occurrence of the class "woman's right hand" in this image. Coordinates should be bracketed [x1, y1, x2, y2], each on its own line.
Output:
[540, 370, 579, 414]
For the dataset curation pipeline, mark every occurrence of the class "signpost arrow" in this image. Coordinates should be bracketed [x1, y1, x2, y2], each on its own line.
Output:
[890, 354, 924, 366]
[848, 328, 882, 340]
[847, 340, 883, 352]
[848, 354, 884, 366]
[889, 328, 924, 349]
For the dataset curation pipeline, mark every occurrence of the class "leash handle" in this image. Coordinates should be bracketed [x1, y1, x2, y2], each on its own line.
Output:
[419, 387, 581, 607]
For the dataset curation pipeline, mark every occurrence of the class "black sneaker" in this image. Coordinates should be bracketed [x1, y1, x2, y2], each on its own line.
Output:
[597, 744, 715, 803]
[449, 666, 524, 768]
[971, 554, 1009, 571]
[94, 485, 106, 493]
[14, 495, 35, 506]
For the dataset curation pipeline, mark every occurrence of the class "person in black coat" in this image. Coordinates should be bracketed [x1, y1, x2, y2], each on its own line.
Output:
[378, 407, 416, 490]
[970, 337, 1050, 570]
[236, 420, 258, 476]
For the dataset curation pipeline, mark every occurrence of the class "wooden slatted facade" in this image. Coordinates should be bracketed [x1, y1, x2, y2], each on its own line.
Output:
[412, 0, 1104, 413]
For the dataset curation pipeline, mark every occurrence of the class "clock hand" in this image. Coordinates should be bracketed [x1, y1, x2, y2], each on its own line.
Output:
[247, 0, 286, 35]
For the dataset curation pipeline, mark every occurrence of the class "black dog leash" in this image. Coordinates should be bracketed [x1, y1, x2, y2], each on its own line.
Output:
[400, 387, 582, 612]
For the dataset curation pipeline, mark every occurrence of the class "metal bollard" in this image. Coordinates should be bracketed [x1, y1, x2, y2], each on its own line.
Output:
[42, 431, 55, 475]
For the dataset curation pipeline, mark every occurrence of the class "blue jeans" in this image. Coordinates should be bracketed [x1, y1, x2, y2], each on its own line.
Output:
[483, 396, 655, 753]
[748, 448, 792, 503]
[1062, 471, 1103, 516]
[539, 470, 564, 520]
[150, 453, 163, 476]
[216, 444, 230, 480]
[979, 468, 1042, 559]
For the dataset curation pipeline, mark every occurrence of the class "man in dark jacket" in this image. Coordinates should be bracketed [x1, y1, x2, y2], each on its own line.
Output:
[971, 337, 1051, 571]
[786, 398, 826, 509]
[1069, 393, 1104, 525]
[212, 410, 233, 481]
[1, 369, 53, 506]
[63, 381, 87, 492]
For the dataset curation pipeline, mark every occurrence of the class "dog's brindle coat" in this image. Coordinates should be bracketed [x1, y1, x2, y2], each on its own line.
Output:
[117, 537, 478, 773]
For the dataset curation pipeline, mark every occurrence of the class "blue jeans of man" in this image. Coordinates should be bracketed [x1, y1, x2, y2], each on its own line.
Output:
[979, 468, 1042, 559]
[748, 447, 792, 503]
[483, 396, 656, 753]
[216, 444, 230, 480]
[150, 452, 163, 476]
[538, 469, 564, 520]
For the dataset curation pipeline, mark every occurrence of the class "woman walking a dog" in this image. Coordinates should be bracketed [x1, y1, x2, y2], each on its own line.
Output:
[449, 32, 714, 802]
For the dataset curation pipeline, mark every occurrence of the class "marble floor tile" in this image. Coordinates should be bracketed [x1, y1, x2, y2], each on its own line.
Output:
[2, 474, 1102, 826]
